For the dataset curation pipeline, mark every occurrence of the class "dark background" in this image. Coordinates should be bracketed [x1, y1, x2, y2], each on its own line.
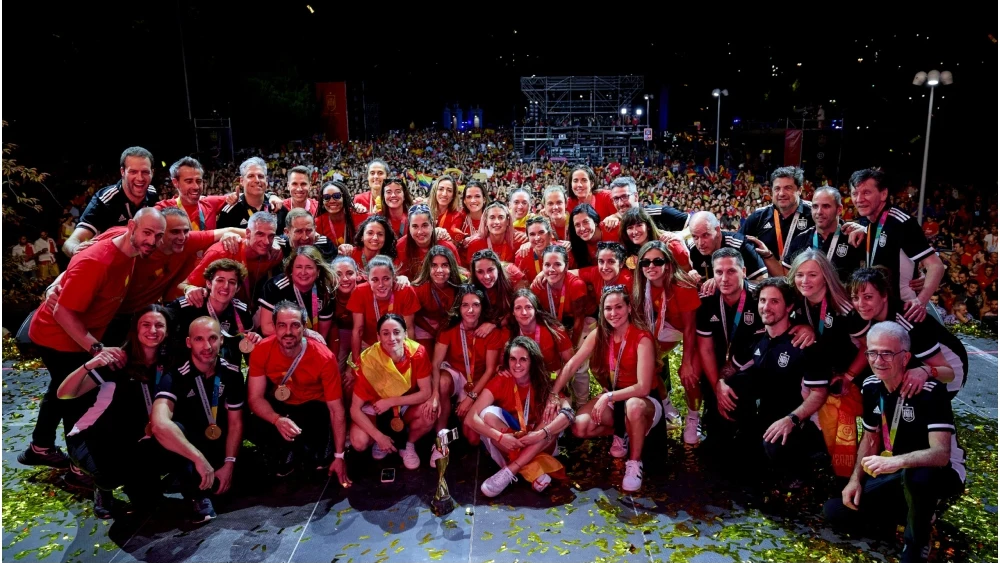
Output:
[4, 4, 997, 190]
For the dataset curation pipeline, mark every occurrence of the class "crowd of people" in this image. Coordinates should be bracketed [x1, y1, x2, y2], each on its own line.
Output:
[6, 131, 993, 563]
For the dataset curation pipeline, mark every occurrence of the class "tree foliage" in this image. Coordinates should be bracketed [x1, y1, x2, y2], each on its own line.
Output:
[2, 121, 47, 226]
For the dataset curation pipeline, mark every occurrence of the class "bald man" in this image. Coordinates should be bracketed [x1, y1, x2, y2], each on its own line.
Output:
[152, 317, 245, 524]
[687, 210, 767, 294]
[20, 208, 166, 471]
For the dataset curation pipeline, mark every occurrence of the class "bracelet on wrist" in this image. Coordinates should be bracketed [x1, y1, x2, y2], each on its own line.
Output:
[334, 452, 345, 460]
[224, 456, 236, 464]
[272, 414, 282, 425]
[542, 427, 551, 440]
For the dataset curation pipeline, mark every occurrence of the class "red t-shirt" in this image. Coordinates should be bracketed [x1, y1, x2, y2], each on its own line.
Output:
[485, 376, 545, 428]
[186, 240, 284, 304]
[513, 251, 546, 281]
[96, 227, 216, 313]
[436, 209, 466, 242]
[466, 237, 516, 265]
[605, 328, 653, 390]
[578, 266, 634, 302]
[346, 283, 421, 345]
[437, 324, 506, 381]
[315, 213, 349, 246]
[354, 343, 431, 404]
[516, 324, 572, 374]
[156, 196, 227, 231]
[394, 237, 461, 280]
[567, 191, 617, 220]
[353, 191, 379, 214]
[648, 284, 700, 338]
[248, 336, 342, 404]
[413, 283, 457, 333]
[29, 238, 135, 351]
[530, 272, 589, 327]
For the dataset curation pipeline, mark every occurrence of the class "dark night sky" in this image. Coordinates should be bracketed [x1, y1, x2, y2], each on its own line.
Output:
[4, 4, 997, 189]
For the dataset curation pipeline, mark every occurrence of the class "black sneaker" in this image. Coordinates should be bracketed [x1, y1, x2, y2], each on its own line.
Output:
[62, 465, 95, 491]
[94, 488, 114, 520]
[17, 443, 70, 468]
[191, 498, 217, 524]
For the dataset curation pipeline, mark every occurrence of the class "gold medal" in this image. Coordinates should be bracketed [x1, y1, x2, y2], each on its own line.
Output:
[513, 430, 527, 439]
[274, 384, 291, 402]
[463, 382, 475, 394]
[205, 424, 222, 440]
[625, 255, 638, 270]
[144, 422, 153, 437]
[239, 338, 255, 354]
[880, 450, 893, 458]
[390, 416, 405, 432]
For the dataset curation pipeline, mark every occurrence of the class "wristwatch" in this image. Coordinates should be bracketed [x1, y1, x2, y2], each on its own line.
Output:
[466, 391, 479, 400]
[90, 342, 104, 356]
[787, 413, 801, 425]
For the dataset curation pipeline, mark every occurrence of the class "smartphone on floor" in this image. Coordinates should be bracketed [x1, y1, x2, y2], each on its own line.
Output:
[381, 468, 396, 483]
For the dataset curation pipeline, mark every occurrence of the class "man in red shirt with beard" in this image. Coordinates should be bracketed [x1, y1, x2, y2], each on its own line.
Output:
[156, 157, 228, 231]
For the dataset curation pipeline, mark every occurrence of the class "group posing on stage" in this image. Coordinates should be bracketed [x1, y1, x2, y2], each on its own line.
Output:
[17, 147, 968, 563]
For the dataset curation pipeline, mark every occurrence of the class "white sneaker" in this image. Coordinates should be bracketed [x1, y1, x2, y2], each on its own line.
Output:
[532, 473, 552, 493]
[481, 467, 517, 497]
[400, 442, 420, 470]
[610, 435, 629, 458]
[622, 460, 643, 492]
[662, 398, 682, 428]
[683, 411, 701, 445]
[429, 445, 445, 468]
[372, 442, 388, 460]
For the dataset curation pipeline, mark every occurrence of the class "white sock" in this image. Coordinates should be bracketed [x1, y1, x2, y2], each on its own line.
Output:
[405, 441, 414, 449]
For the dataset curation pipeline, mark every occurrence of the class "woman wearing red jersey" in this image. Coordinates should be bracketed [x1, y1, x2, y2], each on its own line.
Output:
[315, 181, 358, 246]
[396, 204, 460, 280]
[566, 164, 617, 220]
[552, 285, 661, 492]
[508, 289, 573, 375]
[346, 255, 420, 379]
[429, 175, 464, 242]
[411, 246, 462, 350]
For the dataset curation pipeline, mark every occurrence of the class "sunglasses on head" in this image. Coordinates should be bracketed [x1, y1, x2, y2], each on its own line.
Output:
[322, 193, 344, 201]
[602, 284, 627, 295]
[639, 257, 667, 268]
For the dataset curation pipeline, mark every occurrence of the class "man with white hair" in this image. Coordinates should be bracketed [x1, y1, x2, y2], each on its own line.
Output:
[217, 157, 276, 229]
[601, 176, 689, 234]
[823, 321, 965, 563]
[687, 211, 767, 290]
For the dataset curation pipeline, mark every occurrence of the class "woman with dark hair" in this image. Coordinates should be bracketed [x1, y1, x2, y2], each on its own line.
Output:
[566, 164, 616, 219]
[259, 246, 337, 341]
[316, 181, 358, 246]
[568, 203, 613, 268]
[552, 285, 661, 492]
[343, 215, 397, 272]
[430, 175, 464, 241]
[377, 177, 415, 242]
[412, 245, 463, 350]
[331, 257, 360, 378]
[350, 314, 434, 470]
[57, 305, 172, 518]
[395, 204, 460, 280]
[619, 207, 692, 272]
[428, 284, 505, 464]
[467, 337, 574, 497]
[347, 255, 420, 379]
[514, 216, 559, 282]
[354, 158, 389, 214]
[530, 245, 591, 345]
[470, 248, 516, 335]
[508, 289, 573, 375]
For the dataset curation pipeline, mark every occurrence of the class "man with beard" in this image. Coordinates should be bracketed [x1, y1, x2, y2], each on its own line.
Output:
[601, 175, 690, 234]
[20, 208, 166, 470]
[687, 211, 767, 291]
[183, 212, 284, 314]
[718, 277, 829, 478]
[783, 186, 866, 283]
[275, 209, 338, 263]
[152, 317, 245, 523]
[155, 157, 228, 231]
[217, 157, 277, 229]
[63, 147, 160, 257]
[246, 301, 350, 485]
[740, 167, 814, 276]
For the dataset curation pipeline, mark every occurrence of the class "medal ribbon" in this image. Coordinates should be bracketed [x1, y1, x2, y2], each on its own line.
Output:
[207, 300, 245, 337]
[546, 282, 567, 319]
[773, 208, 800, 260]
[720, 289, 748, 362]
[813, 225, 842, 261]
[866, 210, 889, 267]
[293, 286, 320, 328]
[373, 290, 395, 320]
[804, 297, 829, 336]
[880, 393, 906, 454]
[278, 338, 308, 387]
[178, 197, 206, 231]
[608, 326, 630, 390]
[459, 326, 476, 385]
[193, 374, 220, 427]
[512, 384, 530, 431]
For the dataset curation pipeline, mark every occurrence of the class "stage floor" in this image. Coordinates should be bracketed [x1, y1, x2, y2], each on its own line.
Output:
[2, 336, 997, 563]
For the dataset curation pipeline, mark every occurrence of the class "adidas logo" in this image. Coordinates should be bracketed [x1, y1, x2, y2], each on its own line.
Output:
[762, 222, 773, 229]
[240, 219, 248, 226]
[709, 315, 720, 322]
[753, 349, 761, 356]
[118, 214, 127, 222]
[873, 405, 881, 415]
[187, 389, 196, 398]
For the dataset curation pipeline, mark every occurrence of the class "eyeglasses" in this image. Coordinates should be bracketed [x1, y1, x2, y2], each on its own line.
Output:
[864, 350, 906, 363]
[602, 284, 627, 295]
[322, 193, 344, 201]
[611, 194, 632, 203]
[639, 257, 667, 269]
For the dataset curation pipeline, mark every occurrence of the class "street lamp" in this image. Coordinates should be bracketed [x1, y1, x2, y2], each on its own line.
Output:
[712, 89, 728, 172]
[912, 70, 953, 224]
[644, 94, 653, 128]
[635, 108, 643, 116]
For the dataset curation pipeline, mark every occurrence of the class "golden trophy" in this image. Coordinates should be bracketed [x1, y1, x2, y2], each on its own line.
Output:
[431, 428, 459, 516]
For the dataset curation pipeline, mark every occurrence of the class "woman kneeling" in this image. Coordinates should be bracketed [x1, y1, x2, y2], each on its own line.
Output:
[553, 285, 661, 492]
[350, 314, 434, 470]
[467, 336, 574, 497]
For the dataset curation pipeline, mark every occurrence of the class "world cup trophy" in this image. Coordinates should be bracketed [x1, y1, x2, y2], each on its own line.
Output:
[431, 428, 459, 516]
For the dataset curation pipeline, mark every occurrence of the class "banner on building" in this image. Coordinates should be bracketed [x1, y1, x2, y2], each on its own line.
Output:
[316, 82, 349, 143]
[784, 129, 803, 166]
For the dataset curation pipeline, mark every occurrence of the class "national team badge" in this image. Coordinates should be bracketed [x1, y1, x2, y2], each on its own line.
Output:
[743, 312, 755, 325]
[797, 218, 808, 230]
[824, 313, 834, 328]
[879, 232, 887, 247]
[778, 351, 790, 368]
[902, 405, 915, 422]
[836, 243, 849, 257]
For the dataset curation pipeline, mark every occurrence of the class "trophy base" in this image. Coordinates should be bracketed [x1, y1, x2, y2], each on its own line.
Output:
[431, 495, 456, 516]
